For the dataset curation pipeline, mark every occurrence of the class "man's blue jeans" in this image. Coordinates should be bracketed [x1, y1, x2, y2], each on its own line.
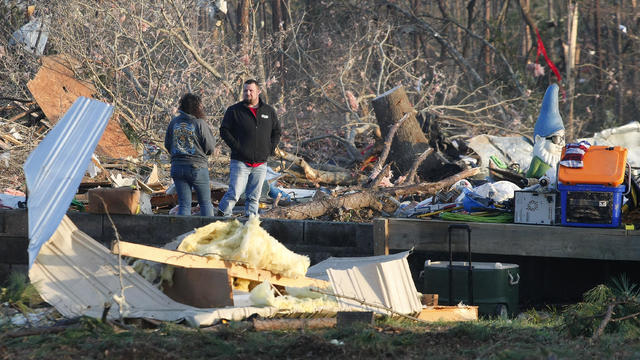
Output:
[219, 160, 267, 216]
[170, 164, 214, 216]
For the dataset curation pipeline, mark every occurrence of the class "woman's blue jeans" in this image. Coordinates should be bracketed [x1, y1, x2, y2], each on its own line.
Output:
[218, 160, 267, 216]
[170, 164, 214, 216]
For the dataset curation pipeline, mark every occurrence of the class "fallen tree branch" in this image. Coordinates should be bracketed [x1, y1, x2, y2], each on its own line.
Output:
[381, 167, 480, 198]
[592, 303, 616, 342]
[397, 148, 434, 186]
[368, 112, 410, 182]
[264, 167, 480, 220]
[263, 190, 382, 220]
[367, 163, 392, 189]
[275, 148, 365, 185]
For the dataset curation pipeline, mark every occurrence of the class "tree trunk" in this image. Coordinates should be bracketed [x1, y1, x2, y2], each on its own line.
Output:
[615, 1, 624, 126]
[371, 86, 461, 182]
[262, 167, 480, 220]
[483, 0, 492, 77]
[237, 0, 251, 48]
[263, 190, 383, 220]
[566, 2, 579, 140]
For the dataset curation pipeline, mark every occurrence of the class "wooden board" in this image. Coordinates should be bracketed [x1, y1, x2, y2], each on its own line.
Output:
[417, 306, 478, 322]
[373, 218, 640, 261]
[112, 241, 330, 289]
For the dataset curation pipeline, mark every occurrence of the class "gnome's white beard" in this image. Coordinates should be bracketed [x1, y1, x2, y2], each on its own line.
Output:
[532, 134, 563, 169]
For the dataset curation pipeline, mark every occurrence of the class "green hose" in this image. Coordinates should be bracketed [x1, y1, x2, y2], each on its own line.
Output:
[439, 211, 513, 223]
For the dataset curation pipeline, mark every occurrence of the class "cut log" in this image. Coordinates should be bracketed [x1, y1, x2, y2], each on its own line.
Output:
[372, 86, 462, 181]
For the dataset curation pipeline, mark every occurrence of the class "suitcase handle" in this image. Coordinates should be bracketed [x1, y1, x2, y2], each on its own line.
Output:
[508, 272, 520, 286]
[447, 224, 473, 306]
[624, 162, 631, 195]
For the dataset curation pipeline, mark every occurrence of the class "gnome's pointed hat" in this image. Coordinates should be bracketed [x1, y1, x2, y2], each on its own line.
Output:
[533, 84, 564, 138]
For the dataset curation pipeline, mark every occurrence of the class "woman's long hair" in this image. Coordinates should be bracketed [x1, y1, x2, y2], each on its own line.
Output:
[178, 93, 205, 119]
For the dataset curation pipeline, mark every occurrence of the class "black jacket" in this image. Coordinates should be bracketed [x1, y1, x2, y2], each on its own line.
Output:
[220, 98, 281, 163]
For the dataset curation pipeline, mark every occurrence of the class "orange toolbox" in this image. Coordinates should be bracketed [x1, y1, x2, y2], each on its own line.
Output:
[558, 146, 628, 186]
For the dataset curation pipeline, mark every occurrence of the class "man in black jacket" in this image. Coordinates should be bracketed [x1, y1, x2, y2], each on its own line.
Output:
[218, 79, 281, 217]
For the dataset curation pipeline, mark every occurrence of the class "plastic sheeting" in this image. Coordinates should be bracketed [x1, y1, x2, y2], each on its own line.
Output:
[24, 97, 113, 268]
[466, 135, 533, 174]
[579, 121, 640, 170]
[9, 17, 49, 55]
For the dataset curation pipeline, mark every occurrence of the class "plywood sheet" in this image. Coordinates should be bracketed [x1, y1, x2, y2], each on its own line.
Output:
[28, 56, 137, 159]
[95, 113, 139, 159]
[27, 55, 96, 124]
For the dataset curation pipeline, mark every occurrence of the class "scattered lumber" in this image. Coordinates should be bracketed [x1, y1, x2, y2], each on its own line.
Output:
[111, 241, 330, 289]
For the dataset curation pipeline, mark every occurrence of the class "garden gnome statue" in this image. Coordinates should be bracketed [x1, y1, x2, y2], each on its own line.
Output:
[525, 84, 565, 180]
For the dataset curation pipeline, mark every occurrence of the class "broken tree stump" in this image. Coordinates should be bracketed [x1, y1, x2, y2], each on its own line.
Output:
[372, 86, 462, 181]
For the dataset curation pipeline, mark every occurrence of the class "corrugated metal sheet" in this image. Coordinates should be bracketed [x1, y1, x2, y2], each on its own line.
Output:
[29, 215, 278, 326]
[24, 97, 113, 268]
[325, 253, 422, 315]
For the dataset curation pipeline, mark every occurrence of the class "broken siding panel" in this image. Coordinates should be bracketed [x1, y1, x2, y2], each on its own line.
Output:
[24, 97, 113, 267]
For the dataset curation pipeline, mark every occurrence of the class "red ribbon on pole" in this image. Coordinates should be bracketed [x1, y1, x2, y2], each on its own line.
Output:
[535, 29, 562, 83]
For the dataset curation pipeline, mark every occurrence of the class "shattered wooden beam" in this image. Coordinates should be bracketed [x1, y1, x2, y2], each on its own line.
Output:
[111, 241, 329, 289]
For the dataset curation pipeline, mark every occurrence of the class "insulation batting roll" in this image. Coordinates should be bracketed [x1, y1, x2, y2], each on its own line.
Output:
[178, 215, 310, 279]
[249, 281, 339, 313]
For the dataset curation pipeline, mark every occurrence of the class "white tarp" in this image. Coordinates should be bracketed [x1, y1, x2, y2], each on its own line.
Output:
[24, 97, 113, 268]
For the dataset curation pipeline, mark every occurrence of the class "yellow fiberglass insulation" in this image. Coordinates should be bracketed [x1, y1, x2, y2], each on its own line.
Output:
[249, 281, 339, 313]
[177, 215, 310, 279]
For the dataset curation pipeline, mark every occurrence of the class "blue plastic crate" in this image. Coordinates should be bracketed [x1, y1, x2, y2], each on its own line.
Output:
[557, 183, 625, 228]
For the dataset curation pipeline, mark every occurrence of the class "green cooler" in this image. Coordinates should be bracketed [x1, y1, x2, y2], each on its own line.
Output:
[423, 260, 520, 317]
